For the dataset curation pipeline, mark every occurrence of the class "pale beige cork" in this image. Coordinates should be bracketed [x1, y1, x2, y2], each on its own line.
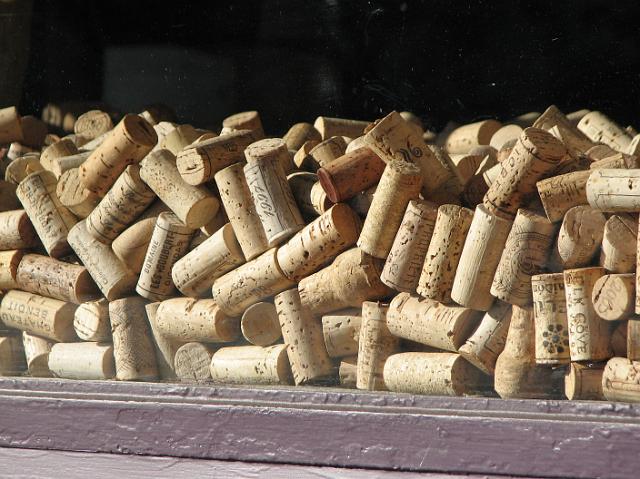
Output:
[313, 116, 369, 140]
[140, 149, 219, 229]
[16, 170, 78, 258]
[145, 301, 179, 380]
[275, 288, 334, 385]
[0, 290, 77, 342]
[283, 122, 321, 151]
[387, 292, 481, 352]
[48, 342, 115, 380]
[536, 170, 590, 223]
[308, 136, 347, 168]
[73, 110, 113, 140]
[67, 220, 138, 301]
[462, 154, 498, 206]
[564, 267, 612, 362]
[7, 143, 38, 163]
[600, 215, 637, 273]
[241, 302, 282, 346]
[222, 111, 265, 138]
[578, 111, 632, 152]
[550, 205, 606, 270]
[586, 144, 618, 162]
[450, 152, 484, 186]
[74, 298, 111, 342]
[79, 114, 157, 196]
[0, 336, 26, 376]
[0, 210, 38, 251]
[22, 331, 53, 377]
[310, 181, 333, 215]
[589, 152, 639, 169]
[210, 344, 293, 385]
[111, 217, 157, 275]
[531, 273, 571, 365]
[4, 155, 43, 185]
[293, 139, 321, 171]
[445, 119, 502, 155]
[214, 162, 269, 261]
[0, 250, 23, 290]
[159, 124, 200, 155]
[244, 137, 295, 175]
[322, 308, 361, 358]
[40, 138, 79, 172]
[49, 151, 91, 179]
[339, 355, 358, 388]
[0, 106, 24, 144]
[587, 169, 640, 212]
[56, 168, 101, 218]
[173, 342, 216, 381]
[602, 357, 640, 402]
[592, 274, 635, 321]
[490, 124, 523, 151]
[565, 362, 606, 400]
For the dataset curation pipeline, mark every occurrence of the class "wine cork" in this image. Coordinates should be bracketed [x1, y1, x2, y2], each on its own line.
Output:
[73, 110, 113, 140]
[551, 206, 606, 269]
[139, 150, 219, 229]
[322, 309, 361, 358]
[310, 181, 333, 215]
[458, 301, 512, 374]
[293, 139, 321, 171]
[532, 273, 571, 365]
[0, 250, 23, 290]
[109, 297, 158, 381]
[445, 120, 502, 154]
[564, 267, 612, 362]
[85, 164, 156, 244]
[275, 288, 333, 385]
[0, 336, 26, 376]
[283, 122, 321, 151]
[416, 205, 473, 303]
[339, 356, 358, 388]
[56, 168, 101, 218]
[383, 352, 486, 396]
[173, 342, 215, 381]
[16, 170, 78, 257]
[136, 212, 194, 301]
[0, 181, 20, 212]
[159, 124, 200, 154]
[491, 209, 555, 306]
[451, 204, 513, 311]
[490, 124, 523, 151]
[586, 169, 640, 213]
[308, 136, 347, 168]
[313, 116, 369, 140]
[222, 111, 264, 138]
[74, 299, 111, 342]
[0, 290, 77, 342]
[462, 154, 497, 206]
[628, 319, 640, 361]
[357, 160, 422, 258]
[7, 144, 37, 164]
[49, 151, 91, 179]
[210, 344, 292, 385]
[79, 114, 157, 196]
[240, 302, 281, 346]
[483, 128, 567, 219]
[587, 144, 618, 162]
[287, 171, 320, 220]
[48, 342, 115, 380]
[450, 152, 484, 186]
[601, 215, 638, 274]
[591, 274, 635, 321]
[141, 301, 177, 379]
[387, 293, 481, 352]
[578, 111, 632, 152]
[244, 156, 305, 247]
[298, 248, 392, 316]
[589, 152, 639, 170]
[244, 137, 294, 174]
[176, 129, 257, 185]
[22, 331, 53, 377]
[276, 203, 361, 282]
[40, 138, 79, 172]
[381, 200, 438, 293]
[602, 357, 640, 402]
[15, 254, 99, 304]
[0, 106, 23, 143]
[200, 206, 228, 237]
[566, 362, 606, 401]
[536, 170, 590, 223]
[0, 210, 38, 250]
[111, 217, 156, 275]
[4, 155, 43, 185]
[355, 301, 398, 391]
[171, 223, 244, 297]
[67, 220, 137, 301]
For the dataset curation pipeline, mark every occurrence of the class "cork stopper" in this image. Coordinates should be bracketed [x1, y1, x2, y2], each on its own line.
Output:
[74, 110, 113, 140]
[244, 138, 288, 163]
[445, 119, 502, 154]
[592, 274, 635, 321]
[0, 210, 38, 251]
[74, 298, 111, 342]
[0, 249, 23, 290]
[283, 122, 321, 151]
[536, 170, 590, 223]
[111, 217, 157, 275]
[222, 111, 265, 138]
[241, 302, 282, 346]
[22, 331, 53, 377]
[321, 309, 361, 358]
[313, 116, 369, 140]
[173, 342, 216, 382]
[210, 344, 293, 385]
[4, 155, 44, 185]
[531, 273, 570, 365]
[565, 362, 606, 401]
[48, 342, 115, 380]
[587, 169, 640, 212]
[56, 168, 101, 218]
[551, 206, 606, 269]
[599, 215, 637, 273]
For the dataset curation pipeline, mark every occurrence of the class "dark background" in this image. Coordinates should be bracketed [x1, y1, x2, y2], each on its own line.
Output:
[5, 0, 640, 134]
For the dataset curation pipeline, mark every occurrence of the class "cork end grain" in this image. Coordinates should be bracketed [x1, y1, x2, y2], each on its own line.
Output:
[122, 114, 158, 147]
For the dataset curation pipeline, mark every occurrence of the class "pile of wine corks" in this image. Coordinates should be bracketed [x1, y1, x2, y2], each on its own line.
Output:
[2, 103, 640, 403]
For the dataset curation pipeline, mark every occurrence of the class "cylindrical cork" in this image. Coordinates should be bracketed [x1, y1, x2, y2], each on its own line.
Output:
[483, 128, 567, 219]
[241, 302, 282, 346]
[450, 152, 484, 186]
[222, 111, 264, 138]
[213, 248, 294, 317]
[0, 250, 23, 290]
[589, 152, 639, 170]
[16, 170, 78, 258]
[85, 164, 156, 244]
[49, 151, 91, 179]
[592, 274, 635, 321]
[628, 319, 640, 361]
[588, 169, 640, 212]
[243, 155, 305, 246]
[140, 149, 219, 228]
[111, 217, 157, 275]
[0, 106, 23, 143]
[173, 342, 216, 381]
[491, 209, 555, 306]
[416, 205, 474, 303]
[310, 181, 333, 215]
[287, 171, 320, 220]
[490, 124, 523, 151]
[210, 344, 293, 385]
[171, 223, 245, 297]
[578, 111, 632, 151]
[383, 352, 486, 396]
[356, 301, 399, 391]
[298, 248, 392, 316]
[283, 122, 321, 151]
[313, 116, 369, 141]
[322, 309, 361, 358]
[532, 273, 571, 365]
[159, 124, 200, 154]
[176, 130, 258, 186]
[564, 267, 613, 362]
[451, 204, 513, 311]
[600, 215, 637, 273]
[0, 290, 77, 342]
[22, 331, 53, 377]
[462, 155, 497, 206]
[536, 170, 591, 223]
[0, 336, 26, 376]
[276, 204, 362, 282]
[15, 254, 100, 304]
[339, 356, 358, 388]
[154, 298, 239, 343]
[74, 299, 111, 342]
[109, 297, 158, 381]
[73, 110, 113, 140]
[565, 362, 606, 401]
[381, 200, 438, 293]
[144, 301, 178, 380]
[40, 138, 79, 171]
[550, 206, 606, 270]
[387, 293, 481, 352]
[4, 155, 44, 185]
[602, 357, 640, 402]
[308, 136, 347, 168]
[458, 301, 513, 374]
[136, 212, 194, 301]
[293, 140, 321, 171]
[48, 342, 115, 380]
[79, 114, 157, 196]
[0, 210, 38, 250]
[275, 288, 333, 385]
[494, 306, 561, 399]
[445, 120, 502, 155]
[56, 168, 101, 218]
[357, 160, 422, 258]
[214, 163, 269, 260]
